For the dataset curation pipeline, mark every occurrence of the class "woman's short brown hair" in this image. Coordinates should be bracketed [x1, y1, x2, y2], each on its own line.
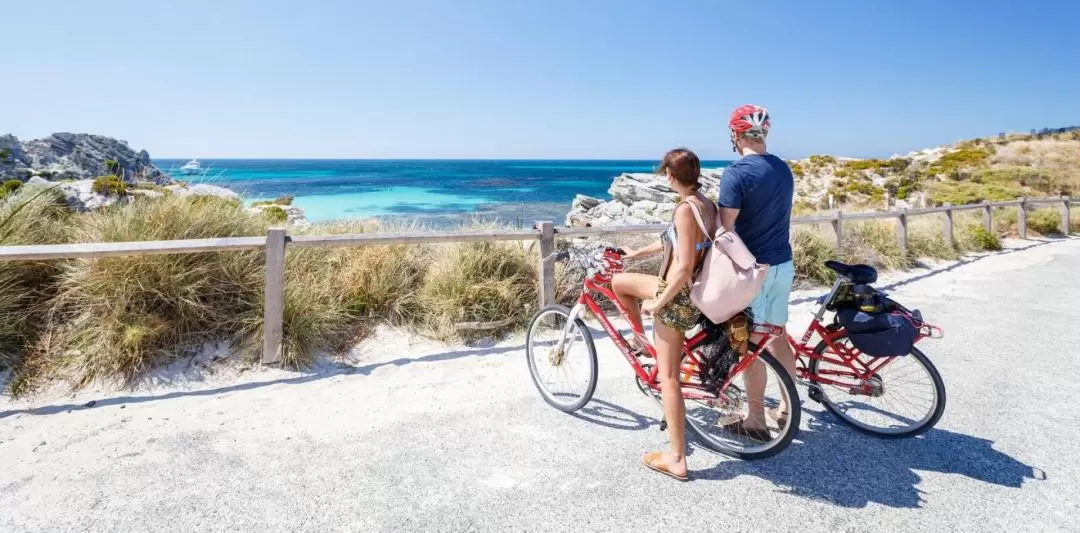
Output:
[658, 148, 702, 191]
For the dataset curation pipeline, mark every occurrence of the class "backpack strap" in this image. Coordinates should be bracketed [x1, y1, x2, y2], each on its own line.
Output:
[681, 199, 716, 246]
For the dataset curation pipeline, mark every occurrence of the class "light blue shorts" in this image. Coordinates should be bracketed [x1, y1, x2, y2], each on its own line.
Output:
[750, 260, 794, 326]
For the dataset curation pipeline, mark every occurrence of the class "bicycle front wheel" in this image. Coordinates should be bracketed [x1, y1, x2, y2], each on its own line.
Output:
[526, 304, 598, 412]
[808, 337, 945, 438]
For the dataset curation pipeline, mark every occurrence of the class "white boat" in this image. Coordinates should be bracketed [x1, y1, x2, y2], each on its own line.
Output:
[179, 159, 202, 175]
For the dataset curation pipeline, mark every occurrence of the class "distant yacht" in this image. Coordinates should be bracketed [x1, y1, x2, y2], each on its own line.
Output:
[179, 159, 202, 175]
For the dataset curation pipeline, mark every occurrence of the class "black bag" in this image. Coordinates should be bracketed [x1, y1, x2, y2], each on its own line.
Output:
[697, 309, 753, 391]
[835, 305, 920, 357]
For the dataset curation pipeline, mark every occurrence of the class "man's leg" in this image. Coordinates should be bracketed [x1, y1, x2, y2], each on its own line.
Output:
[741, 272, 773, 430]
[762, 262, 797, 417]
[741, 261, 796, 428]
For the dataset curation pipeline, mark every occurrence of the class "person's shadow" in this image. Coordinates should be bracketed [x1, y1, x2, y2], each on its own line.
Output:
[692, 411, 1046, 508]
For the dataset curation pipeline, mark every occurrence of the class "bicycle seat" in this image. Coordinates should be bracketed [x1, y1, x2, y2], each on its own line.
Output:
[824, 260, 878, 284]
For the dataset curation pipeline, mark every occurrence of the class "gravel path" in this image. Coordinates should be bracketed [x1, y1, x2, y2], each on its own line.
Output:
[2, 238, 1078, 532]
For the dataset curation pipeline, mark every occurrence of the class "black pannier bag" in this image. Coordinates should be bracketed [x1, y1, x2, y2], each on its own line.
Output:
[834, 287, 922, 357]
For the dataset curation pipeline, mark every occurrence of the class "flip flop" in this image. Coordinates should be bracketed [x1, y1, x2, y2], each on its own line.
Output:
[768, 407, 789, 428]
[721, 419, 772, 443]
[642, 452, 688, 482]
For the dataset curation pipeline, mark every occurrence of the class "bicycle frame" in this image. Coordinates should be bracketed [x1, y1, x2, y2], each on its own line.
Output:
[556, 272, 783, 403]
[750, 276, 944, 394]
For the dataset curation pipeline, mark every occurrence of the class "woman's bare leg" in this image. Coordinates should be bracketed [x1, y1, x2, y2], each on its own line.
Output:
[647, 321, 689, 477]
[611, 273, 659, 334]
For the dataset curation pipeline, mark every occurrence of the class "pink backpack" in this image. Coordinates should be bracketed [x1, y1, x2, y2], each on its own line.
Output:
[684, 201, 769, 324]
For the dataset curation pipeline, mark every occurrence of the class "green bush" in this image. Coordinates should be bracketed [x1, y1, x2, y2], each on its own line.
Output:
[1027, 208, 1063, 236]
[253, 195, 294, 207]
[927, 181, 1026, 205]
[0, 148, 11, 162]
[964, 224, 1002, 251]
[92, 175, 127, 196]
[927, 146, 992, 177]
[788, 161, 805, 177]
[104, 159, 120, 173]
[3, 180, 22, 193]
[262, 205, 289, 223]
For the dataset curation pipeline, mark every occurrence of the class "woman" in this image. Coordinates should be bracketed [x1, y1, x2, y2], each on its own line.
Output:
[611, 147, 715, 481]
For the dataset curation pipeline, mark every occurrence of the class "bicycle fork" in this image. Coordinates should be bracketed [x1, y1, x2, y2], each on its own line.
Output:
[549, 303, 586, 366]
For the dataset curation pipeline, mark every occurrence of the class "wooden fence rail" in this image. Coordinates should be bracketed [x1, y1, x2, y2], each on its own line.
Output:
[0, 196, 1073, 364]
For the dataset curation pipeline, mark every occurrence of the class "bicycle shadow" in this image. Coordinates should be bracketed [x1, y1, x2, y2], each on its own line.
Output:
[692, 411, 1046, 508]
[569, 398, 660, 431]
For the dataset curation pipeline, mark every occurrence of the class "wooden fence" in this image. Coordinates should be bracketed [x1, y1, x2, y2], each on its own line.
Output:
[0, 196, 1073, 364]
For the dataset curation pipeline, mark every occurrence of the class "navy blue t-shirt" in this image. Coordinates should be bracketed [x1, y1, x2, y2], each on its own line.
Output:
[717, 154, 794, 265]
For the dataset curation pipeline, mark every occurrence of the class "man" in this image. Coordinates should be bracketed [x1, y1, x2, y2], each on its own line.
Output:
[716, 104, 796, 441]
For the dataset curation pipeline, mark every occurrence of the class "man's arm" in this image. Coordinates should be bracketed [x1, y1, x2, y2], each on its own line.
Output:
[717, 167, 742, 231]
[719, 207, 739, 231]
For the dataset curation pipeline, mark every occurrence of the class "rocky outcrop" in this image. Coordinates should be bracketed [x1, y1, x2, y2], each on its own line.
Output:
[0, 133, 169, 184]
[565, 168, 723, 227]
[23, 178, 256, 214]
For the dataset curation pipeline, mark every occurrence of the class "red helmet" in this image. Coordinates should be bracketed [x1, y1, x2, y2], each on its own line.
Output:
[728, 104, 770, 139]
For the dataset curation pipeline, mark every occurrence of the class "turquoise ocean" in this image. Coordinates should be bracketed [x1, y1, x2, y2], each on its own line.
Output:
[154, 159, 731, 227]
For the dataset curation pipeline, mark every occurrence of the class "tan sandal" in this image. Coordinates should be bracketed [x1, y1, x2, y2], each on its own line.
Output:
[721, 419, 772, 443]
[641, 452, 688, 482]
[768, 407, 789, 428]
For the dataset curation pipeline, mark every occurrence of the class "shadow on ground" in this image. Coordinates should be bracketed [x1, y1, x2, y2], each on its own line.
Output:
[692, 411, 1046, 509]
[0, 343, 525, 419]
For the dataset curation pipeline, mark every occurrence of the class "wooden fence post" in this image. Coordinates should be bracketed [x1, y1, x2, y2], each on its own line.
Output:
[943, 203, 955, 248]
[1018, 197, 1028, 239]
[262, 226, 286, 365]
[982, 201, 993, 233]
[896, 208, 908, 254]
[832, 210, 843, 255]
[536, 221, 556, 308]
[1063, 197, 1072, 235]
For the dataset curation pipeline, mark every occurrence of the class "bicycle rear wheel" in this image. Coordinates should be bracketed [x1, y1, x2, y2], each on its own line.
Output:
[808, 337, 945, 438]
[526, 304, 598, 412]
[637, 346, 801, 461]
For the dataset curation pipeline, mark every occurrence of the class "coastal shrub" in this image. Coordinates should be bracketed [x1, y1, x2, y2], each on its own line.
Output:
[92, 175, 127, 196]
[791, 226, 836, 286]
[1027, 208, 1063, 236]
[0, 148, 11, 162]
[926, 181, 1026, 206]
[420, 239, 537, 340]
[788, 161, 805, 177]
[253, 195, 294, 207]
[262, 205, 289, 223]
[841, 221, 909, 271]
[0, 186, 74, 388]
[104, 159, 120, 173]
[906, 218, 959, 261]
[42, 195, 269, 388]
[961, 224, 1002, 251]
[3, 180, 22, 193]
[926, 146, 992, 177]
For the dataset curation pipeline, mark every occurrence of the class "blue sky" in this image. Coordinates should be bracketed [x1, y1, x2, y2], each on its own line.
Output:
[3, 0, 1077, 159]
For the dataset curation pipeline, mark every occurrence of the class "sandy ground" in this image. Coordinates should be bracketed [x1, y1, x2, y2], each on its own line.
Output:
[1, 237, 1079, 532]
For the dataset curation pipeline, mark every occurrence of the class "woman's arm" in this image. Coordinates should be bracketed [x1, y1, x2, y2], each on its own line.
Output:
[625, 240, 662, 259]
[645, 204, 698, 309]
